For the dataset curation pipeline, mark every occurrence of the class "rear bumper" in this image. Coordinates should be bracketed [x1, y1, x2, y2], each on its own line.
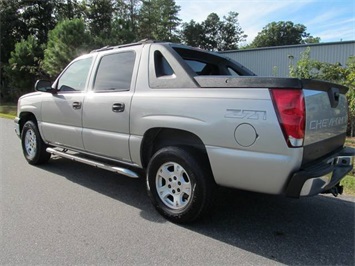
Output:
[286, 147, 354, 198]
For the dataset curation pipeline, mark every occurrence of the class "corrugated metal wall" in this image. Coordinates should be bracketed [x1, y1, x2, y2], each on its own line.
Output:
[220, 41, 355, 77]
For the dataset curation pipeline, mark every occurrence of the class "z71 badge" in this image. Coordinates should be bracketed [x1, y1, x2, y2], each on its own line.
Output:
[225, 109, 267, 120]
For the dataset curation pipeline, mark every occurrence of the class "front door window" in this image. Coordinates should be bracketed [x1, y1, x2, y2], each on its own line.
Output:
[57, 57, 93, 92]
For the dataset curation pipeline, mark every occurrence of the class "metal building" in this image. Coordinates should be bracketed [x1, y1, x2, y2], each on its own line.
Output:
[220, 41, 355, 77]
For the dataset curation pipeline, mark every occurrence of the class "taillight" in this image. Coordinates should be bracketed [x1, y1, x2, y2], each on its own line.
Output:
[270, 89, 305, 148]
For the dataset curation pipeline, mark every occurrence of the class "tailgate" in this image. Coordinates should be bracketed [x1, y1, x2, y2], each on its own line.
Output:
[302, 79, 348, 164]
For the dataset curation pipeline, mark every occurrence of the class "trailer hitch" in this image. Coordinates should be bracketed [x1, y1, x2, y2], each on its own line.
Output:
[322, 183, 344, 197]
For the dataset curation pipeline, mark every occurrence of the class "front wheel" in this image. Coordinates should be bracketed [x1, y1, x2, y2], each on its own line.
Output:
[147, 147, 215, 223]
[21, 120, 51, 165]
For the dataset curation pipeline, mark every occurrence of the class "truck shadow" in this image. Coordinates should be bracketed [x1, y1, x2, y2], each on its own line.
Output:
[40, 157, 354, 265]
[185, 189, 354, 265]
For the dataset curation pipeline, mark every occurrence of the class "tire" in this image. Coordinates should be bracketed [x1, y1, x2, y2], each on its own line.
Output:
[21, 120, 51, 165]
[147, 146, 215, 223]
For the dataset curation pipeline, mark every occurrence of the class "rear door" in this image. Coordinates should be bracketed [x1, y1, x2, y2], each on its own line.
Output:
[82, 49, 138, 162]
[41, 55, 94, 149]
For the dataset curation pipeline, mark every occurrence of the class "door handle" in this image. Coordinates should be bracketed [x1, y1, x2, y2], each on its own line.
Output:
[72, 102, 82, 109]
[112, 103, 125, 113]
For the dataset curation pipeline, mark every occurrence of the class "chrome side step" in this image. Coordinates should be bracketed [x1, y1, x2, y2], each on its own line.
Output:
[46, 148, 139, 178]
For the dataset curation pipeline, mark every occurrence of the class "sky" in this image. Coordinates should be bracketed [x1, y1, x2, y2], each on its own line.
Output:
[175, 0, 355, 45]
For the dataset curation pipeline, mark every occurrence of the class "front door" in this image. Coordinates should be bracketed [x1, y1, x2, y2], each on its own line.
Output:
[41, 56, 93, 150]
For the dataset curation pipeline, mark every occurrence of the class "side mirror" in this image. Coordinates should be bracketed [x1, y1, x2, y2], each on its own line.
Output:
[34, 80, 56, 93]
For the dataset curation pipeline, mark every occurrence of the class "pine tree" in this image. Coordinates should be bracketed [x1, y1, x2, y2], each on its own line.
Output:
[42, 19, 91, 77]
[86, 0, 114, 46]
[180, 20, 204, 48]
[5, 35, 42, 96]
[138, 0, 180, 41]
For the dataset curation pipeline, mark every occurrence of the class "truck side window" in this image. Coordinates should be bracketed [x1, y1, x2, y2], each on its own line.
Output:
[57, 57, 93, 92]
[94, 51, 136, 91]
[154, 51, 174, 77]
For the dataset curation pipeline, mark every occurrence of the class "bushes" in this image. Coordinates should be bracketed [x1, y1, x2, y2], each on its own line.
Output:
[289, 48, 355, 136]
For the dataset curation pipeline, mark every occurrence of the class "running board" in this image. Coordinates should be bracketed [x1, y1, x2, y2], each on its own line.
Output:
[46, 148, 139, 178]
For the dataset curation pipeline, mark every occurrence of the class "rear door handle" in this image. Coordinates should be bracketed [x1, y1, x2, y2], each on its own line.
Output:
[72, 102, 82, 109]
[112, 103, 125, 112]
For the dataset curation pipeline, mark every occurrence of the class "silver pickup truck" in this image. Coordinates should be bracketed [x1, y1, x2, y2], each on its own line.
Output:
[14, 40, 354, 223]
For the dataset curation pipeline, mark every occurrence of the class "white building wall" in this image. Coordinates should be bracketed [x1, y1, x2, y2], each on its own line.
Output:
[220, 41, 355, 77]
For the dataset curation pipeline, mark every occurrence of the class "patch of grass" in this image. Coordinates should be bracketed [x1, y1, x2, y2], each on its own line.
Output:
[345, 137, 355, 148]
[341, 175, 355, 196]
[0, 113, 16, 119]
[0, 104, 17, 119]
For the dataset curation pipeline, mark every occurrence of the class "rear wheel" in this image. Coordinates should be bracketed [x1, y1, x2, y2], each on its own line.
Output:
[147, 146, 215, 223]
[21, 120, 51, 165]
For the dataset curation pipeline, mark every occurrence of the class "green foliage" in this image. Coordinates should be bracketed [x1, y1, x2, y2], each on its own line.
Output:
[340, 175, 355, 195]
[180, 20, 205, 48]
[0, 104, 17, 119]
[86, 0, 114, 41]
[42, 19, 91, 78]
[201, 13, 220, 50]
[4, 35, 43, 97]
[1, 0, 342, 108]
[220, 12, 247, 51]
[303, 36, 321, 44]
[288, 47, 317, 79]
[0, 0, 59, 101]
[1, 0, 183, 98]
[0, 0, 28, 65]
[138, 0, 181, 41]
[158, 0, 181, 41]
[289, 48, 355, 136]
[19, 0, 57, 45]
[289, 47, 349, 82]
[73, 0, 116, 47]
[109, 17, 137, 44]
[180, 12, 246, 51]
[54, 0, 86, 21]
[251, 21, 320, 48]
[344, 57, 355, 136]
[112, 0, 141, 43]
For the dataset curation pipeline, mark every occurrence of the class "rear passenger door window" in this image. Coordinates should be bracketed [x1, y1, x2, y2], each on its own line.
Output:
[94, 51, 136, 91]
